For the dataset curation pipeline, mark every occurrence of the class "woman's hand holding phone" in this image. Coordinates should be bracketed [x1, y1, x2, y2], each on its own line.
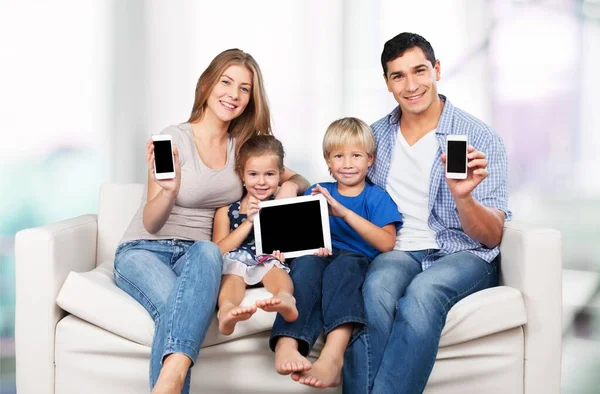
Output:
[146, 138, 181, 197]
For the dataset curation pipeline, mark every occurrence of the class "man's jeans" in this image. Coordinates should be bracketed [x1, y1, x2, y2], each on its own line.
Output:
[343, 250, 498, 394]
[113, 239, 222, 394]
[270, 250, 369, 355]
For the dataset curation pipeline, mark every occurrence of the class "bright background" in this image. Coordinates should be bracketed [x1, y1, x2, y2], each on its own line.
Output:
[1, 1, 599, 393]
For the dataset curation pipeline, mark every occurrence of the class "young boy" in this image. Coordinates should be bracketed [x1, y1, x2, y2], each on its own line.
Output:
[269, 117, 403, 388]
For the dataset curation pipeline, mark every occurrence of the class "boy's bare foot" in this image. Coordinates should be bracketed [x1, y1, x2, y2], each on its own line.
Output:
[274, 338, 312, 375]
[217, 303, 257, 335]
[291, 354, 342, 388]
[256, 292, 298, 322]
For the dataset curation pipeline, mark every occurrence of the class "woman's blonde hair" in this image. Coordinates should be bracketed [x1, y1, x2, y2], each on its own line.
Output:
[322, 117, 375, 159]
[187, 49, 271, 156]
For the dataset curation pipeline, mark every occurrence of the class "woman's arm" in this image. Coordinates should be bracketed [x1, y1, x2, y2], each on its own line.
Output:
[277, 166, 310, 198]
[142, 140, 181, 234]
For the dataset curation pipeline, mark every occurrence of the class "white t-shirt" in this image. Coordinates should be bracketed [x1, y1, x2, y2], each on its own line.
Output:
[386, 127, 440, 251]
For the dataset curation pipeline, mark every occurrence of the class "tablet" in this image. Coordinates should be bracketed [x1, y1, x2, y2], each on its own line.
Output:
[254, 194, 332, 259]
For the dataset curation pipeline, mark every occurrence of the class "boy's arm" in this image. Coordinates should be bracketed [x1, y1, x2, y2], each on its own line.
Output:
[342, 212, 397, 252]
[312, 184, 396, 252]
[212, 205, 255, 255]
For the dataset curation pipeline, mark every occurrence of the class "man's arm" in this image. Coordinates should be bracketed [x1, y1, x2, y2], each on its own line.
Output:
[455, 196, 505, 248]
[441, 139, 508, 249]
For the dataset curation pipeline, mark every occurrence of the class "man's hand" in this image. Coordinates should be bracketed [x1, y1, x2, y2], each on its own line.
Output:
[441, 145, 488, 201]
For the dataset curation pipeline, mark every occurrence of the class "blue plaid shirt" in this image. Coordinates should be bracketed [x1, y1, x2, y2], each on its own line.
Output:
[367, 95, 511, 269]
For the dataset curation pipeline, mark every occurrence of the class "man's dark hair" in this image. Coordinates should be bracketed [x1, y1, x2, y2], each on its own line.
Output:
[381, 32, 436, 76]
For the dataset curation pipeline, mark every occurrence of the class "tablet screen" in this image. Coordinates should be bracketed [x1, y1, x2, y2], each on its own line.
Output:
[257, 200, 325, 254]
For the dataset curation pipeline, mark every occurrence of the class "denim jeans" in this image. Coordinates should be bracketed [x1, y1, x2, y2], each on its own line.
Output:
[270, 250, 369, 356]
[343, 250, 498, 394]
[113, 239, 222, 393]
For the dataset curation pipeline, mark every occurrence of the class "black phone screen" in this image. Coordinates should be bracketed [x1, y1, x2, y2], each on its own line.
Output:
[258, 201, 325, 254]
[447, 140, 467, 173]
[154, 140, 174, 173]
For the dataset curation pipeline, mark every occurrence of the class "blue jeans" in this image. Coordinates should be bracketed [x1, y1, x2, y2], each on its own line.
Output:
[270, 250, 369, 355]
[113, 239, 222, 393]
[343, 250, 498, 394]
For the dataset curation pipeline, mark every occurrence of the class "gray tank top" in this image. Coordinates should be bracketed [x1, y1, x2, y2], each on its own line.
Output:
[120, 123, 243, 243]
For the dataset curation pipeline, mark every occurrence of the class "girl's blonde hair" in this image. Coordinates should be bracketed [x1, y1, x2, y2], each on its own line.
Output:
[187, 49, 271, 156]
[322, 117, 375, 159]
[236, 135, 285, 178]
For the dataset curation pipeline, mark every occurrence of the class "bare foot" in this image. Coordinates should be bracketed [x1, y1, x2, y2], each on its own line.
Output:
[217, 303, 257, 335]
[151, 354, 188, 394]
[292, 355, 342, 388]
[256, 292, 298, 322]
[274, 338, 312, 375]
[151, 378, 182, 394]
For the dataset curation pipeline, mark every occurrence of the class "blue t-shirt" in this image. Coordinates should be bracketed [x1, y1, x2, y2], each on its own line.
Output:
[305, 182, 403, 259]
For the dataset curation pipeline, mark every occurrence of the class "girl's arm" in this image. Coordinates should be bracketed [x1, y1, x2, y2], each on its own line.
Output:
[212, 199, 259, 255]
[277, 166, 310, 198]
[312, 184, 396, 252]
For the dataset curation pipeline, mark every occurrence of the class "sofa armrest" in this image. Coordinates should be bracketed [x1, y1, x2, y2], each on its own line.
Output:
[499, 220, 562, 394]
[15, 214, 98, 394]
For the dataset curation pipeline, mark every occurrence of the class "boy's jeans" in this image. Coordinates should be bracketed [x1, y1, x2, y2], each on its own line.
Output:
[113, 239, 222, 394]
[270, 250, 369, 355]
[343, 250, 498, 394]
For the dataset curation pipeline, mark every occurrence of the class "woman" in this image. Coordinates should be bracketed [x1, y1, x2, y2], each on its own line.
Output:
[113, 49, 309, 394]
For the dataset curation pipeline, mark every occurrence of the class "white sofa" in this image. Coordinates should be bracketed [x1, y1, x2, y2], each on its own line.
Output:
[15, 183, 562, 394]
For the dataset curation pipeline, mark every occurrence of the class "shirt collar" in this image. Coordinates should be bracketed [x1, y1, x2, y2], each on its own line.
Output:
[386, 94, 453, 135]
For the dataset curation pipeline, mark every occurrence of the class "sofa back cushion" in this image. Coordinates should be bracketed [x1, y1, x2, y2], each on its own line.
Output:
[97, 183, 144, 265]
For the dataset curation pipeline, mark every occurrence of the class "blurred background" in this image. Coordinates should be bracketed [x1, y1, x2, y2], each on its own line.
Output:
[1, 0, 599, 393]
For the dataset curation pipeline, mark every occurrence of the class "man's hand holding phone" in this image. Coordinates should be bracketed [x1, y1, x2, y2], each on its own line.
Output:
[441, 144, 488, 201]
[147, 136, 181, 197]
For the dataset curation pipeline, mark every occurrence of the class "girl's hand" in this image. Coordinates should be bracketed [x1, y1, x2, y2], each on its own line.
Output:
[146, 138, 181, 197]
[313, 247, 332, 257]
[272, 250, 285, 263]
[311, 184, 349, 219]
[245, 196, 261, 223]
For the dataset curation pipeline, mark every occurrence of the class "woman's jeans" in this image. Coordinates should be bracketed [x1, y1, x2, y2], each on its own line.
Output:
[113, 239, 222, 393]
[343, 250, 499, 394]
[270, 250, 369, 355]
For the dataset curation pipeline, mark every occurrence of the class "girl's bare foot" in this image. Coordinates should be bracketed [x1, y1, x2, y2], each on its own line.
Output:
[291, 354, 342, 388]
[274, 337, 312, 375]
[151, 354, 189, 394]
[217, 303, 257, 335]
[256, 292, 298, 322]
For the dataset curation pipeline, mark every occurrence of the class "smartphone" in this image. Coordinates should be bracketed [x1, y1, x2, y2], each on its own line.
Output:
[152, 134, 176, 180]
[446, 135, 468, 180]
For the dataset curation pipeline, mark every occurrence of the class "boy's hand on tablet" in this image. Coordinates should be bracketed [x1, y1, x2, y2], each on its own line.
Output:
[312, 184, 349, 219]
[245, 196, 260, 223]
[313, 247, 332, 257]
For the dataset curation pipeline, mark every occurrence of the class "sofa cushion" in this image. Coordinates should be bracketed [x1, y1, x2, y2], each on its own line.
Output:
[57, 262, 527, 348]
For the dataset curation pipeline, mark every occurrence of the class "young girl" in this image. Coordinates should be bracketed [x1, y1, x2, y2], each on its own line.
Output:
[213, 135, 299, 335]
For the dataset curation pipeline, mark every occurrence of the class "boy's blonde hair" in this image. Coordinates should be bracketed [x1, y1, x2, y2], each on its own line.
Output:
[322, 117, 375, 159]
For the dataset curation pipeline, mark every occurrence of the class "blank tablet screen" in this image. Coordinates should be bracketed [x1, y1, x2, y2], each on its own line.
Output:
[257, 200, 325, 254]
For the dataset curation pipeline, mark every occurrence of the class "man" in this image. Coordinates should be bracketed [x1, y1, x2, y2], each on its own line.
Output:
[343, 32, 511, 394]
